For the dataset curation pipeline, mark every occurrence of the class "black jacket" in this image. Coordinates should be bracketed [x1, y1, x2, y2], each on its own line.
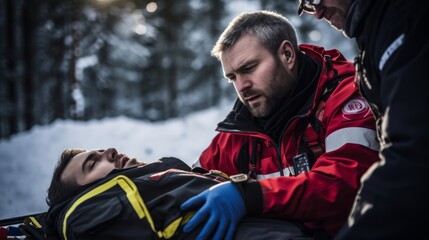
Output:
[42, 157, 313, 240]
[336, 1, 429, 239]
[45, 157, 219, 240]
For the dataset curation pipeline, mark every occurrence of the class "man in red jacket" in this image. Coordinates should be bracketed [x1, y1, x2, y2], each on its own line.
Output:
[180, 10, 380, 240]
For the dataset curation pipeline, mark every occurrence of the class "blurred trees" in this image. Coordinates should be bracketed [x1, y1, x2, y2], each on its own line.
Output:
[0, 0, 356, 139]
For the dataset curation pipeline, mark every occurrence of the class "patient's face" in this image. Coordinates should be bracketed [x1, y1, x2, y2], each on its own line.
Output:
[61, 148, 145, 186]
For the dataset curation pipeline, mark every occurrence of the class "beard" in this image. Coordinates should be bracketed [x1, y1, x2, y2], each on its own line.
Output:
[243, 89, 277, 117]
[242, 64, 293, 118]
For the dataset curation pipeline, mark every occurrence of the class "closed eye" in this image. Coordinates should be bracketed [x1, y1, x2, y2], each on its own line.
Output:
[89, 149, 105, 170]
[83, 150, 103, 172]
[90, 160, 98, 170]
[89, 153, 103, 170]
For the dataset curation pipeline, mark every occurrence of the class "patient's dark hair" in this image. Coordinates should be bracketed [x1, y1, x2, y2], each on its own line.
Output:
[46, 149, 85, 206]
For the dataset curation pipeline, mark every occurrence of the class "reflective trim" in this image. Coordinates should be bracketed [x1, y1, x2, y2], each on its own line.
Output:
[256, 166, 294, 179]
[379, 33, 404, 71]
[325, 127, 379, 153]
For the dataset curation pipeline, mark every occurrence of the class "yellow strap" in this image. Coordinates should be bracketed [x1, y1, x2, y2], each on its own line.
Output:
[23, 216, 42, 229]
[159, 211, 195, 238]
[63, 175, 155, 240]
[62, 174, 191, 240]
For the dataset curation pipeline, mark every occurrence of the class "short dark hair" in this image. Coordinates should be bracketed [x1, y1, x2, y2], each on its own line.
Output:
[211, 10, 299, 60]
[46, 149, 85, 206]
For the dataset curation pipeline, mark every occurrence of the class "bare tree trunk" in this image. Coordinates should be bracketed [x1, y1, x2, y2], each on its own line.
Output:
[69, 0, 83, 119]
[0, 0, 19, 138]
[22, 0, 40, 131]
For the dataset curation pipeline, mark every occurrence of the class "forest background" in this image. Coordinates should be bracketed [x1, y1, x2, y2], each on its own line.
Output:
[0, 0, 357, 139]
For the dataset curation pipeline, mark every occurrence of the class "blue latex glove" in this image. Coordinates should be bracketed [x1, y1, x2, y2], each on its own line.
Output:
[180, 181, 246, 240]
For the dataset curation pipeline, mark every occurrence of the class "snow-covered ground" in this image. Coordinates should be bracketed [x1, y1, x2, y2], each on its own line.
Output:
[0, 105, 231, 220]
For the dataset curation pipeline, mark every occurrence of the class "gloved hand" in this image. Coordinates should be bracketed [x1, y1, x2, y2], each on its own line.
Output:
[180, 181, 246, 240]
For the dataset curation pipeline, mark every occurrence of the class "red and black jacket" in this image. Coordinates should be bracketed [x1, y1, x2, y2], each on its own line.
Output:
[193, 44, 380, 237]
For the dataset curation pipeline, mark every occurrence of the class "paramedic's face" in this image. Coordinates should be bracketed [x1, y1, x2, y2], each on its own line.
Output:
[61, 148, 145, 186]
[221, 34, 297, 117]
[310, 0, 351, 31]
